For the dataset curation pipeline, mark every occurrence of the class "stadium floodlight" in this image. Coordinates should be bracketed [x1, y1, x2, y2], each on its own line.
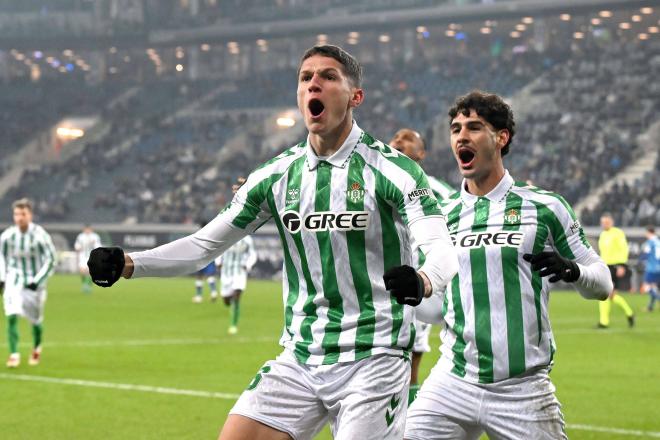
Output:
[379, 34, 390, 43]
[560, 13, 571, 21]
[56, 127, 85, 138]
[276, 117, 295, 128]
[176, 64, 184, 72]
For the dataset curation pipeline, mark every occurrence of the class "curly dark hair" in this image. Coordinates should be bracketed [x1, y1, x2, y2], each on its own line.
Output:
[297, 45, 362, 87]
[448, 90, 516, 156]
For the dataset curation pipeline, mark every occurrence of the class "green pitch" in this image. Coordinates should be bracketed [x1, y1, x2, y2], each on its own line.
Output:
[1, 274, 658, 439]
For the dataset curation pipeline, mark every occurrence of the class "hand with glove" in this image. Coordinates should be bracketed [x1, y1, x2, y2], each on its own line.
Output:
[26, 282, 38, 291]
[87, 247, 126, 287]
[383, 265, 426, 306]
[0, 281, 4, 296]
[523, 251, 580, 283]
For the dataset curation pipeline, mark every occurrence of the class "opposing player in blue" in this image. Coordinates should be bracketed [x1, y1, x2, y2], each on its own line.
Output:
[641, 226, 660, 312]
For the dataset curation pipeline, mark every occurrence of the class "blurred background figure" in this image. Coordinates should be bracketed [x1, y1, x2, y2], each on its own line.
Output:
[640, 226, 660, 312]
[74, 224, 102, 293]
[217, 236, 257, 335]
[1, 198, 56, 368]
[598, 213, 635, 328]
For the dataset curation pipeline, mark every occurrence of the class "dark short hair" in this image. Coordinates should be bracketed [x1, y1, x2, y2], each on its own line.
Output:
[647, 225, 656, 234]
[448, 90, 516, 156]
[297, 45, 362, 87]
[12, 198, 32, 211]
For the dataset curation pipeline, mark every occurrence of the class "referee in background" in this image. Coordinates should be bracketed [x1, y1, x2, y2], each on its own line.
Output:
[597, 213, 635, 328]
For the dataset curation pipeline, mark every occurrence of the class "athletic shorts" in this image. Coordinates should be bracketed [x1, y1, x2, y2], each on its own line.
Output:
[412, 319, 431, 353]
[608, 264, 628, 290]
[3, 282, 47, 324]
[405, 365, 567, 440]
[221, 274, 247, 297]
[78, 256, 90, 273]
[643, 271, 660, 285]
[197, 262, 216, 277]
[230, 350, 410, 440]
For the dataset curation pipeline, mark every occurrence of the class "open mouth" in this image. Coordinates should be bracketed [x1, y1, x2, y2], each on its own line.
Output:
[308, 98, 325, 118]
[457, 147, 476, 167]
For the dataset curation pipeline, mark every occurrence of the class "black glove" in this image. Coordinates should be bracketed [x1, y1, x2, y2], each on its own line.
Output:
[523, 251, 580, 283]
[88, 247, 125, 287]
[26, 283, 38, 291]
[383, 265, 425, 306]
[0, 281, 4, 295]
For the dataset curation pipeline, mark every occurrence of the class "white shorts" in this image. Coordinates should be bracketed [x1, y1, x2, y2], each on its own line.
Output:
[230, 350, 410, 440]
[412, 319, 431, 353]
[78, 256, 89, 273]
[221, 274, 247, 297]
[405, 366, 567, 440]
[3, 282, 47, 324]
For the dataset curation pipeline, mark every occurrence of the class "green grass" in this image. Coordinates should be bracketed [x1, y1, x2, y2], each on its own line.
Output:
[1, 274, 658, 439]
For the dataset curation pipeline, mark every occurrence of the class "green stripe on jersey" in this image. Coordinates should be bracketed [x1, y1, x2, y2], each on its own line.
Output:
[20, 234, 27, 282]
[530, 204, 550, 345]
[446, 201, 467, 378]
[315, 162, 343, 364]
[268, 168, 300, 340]
[232, 177, 273, 229]
[346, 154, 376, 357]
[501, 192, 525, 377]
[533, 201, 576, 260]
[471, 198, 494, 383]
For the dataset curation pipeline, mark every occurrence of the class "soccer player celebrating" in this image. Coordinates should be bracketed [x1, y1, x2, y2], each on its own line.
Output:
[88, 45, 458, 440]
[74, 224, 102, 293]
[405, 91, 612, 440]
[389, 128, 456, 404]
[217, 235, 257, 335]
[640, 225, 660, 312]
[1, 199, 56, 368]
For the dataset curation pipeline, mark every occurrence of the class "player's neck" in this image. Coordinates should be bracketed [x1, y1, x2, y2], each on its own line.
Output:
[308, 116, 353, 158]
[465, 166, 505, 197]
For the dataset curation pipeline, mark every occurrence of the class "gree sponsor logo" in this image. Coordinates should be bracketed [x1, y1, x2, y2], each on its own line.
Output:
[281, 210, 369, 233]
[452, 231, 525, 249]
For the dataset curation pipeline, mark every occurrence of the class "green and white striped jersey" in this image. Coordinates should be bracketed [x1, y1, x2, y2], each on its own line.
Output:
[74, 231, 102, 261]
[428, 175, 456, 201]
[217, 236, 257, 278]
[0, 223, 56, 288]
[438, 171, 595, 383]
[225, 123, 443, 365]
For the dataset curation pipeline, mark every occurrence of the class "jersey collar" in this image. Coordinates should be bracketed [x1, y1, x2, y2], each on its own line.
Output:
[305, 121, 362, 170]
[460, 170, 514, 206]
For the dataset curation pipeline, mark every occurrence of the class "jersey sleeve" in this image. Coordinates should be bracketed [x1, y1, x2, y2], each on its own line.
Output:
[34, 230, 57, 286]
[542, 195, 595, 265]
[74, 234, 82, 252]
[243, 236, 257, 271]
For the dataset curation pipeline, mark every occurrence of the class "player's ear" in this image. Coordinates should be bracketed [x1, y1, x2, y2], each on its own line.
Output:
[349, 87, 364, 109]
[496, 129, 510, 150]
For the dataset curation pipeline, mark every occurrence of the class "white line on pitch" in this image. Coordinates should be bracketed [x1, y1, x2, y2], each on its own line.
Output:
[0, 373, 240, 400]
[567, 423, 660, 438]
[0, 336, 276, 348]
[1, 373, 658, 438]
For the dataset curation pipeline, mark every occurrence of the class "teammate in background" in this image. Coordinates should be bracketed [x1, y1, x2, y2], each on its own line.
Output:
[389, 128, 456, 405]
[390, 128, 455, 201]
[217, 235, 257, 334]
[640, 226, 660, 312]
[0, 199, 56, 368]
[405, 91, 612, 440]
[74, 224, 102, 293]
[193, 261, 218, 303]
[597, 213, 635, 328]
[88, 45, 458, 440]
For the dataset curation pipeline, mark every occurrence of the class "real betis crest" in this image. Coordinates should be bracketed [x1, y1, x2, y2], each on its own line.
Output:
[504, 208, 521, 224]
[347, 182, 365, 204]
